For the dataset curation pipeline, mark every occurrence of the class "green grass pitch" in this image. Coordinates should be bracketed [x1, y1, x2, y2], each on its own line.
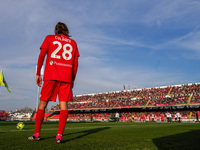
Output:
[0, 121, 200, 150]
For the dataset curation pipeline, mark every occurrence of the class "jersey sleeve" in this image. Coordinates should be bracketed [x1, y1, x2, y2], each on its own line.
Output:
[36, 36, 49, 75]
[72, 43, 80, 81]
[40, 36, 50, 50]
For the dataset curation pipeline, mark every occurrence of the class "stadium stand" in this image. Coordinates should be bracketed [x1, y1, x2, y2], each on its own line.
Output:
[45, 83, 200, 122]
[50, 83, 200, 110]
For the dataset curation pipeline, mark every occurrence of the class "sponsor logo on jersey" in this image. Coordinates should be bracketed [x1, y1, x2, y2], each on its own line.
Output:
[54, 61, 72, 67]
[50, 60, 54, 65]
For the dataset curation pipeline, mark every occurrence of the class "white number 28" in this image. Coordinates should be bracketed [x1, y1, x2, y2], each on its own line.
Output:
[51, 41, 73, 60]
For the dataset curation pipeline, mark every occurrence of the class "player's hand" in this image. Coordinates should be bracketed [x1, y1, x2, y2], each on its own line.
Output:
[36, 75, 42, 87]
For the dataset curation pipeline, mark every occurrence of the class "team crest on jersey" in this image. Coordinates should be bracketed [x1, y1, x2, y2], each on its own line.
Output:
[50, 60, 54, 65]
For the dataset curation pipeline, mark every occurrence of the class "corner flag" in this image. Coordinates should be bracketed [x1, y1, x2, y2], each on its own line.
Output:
[0, 70, 11, 93]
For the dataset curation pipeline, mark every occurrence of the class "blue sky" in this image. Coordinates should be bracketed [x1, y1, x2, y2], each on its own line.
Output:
[0, 0, 200, 111]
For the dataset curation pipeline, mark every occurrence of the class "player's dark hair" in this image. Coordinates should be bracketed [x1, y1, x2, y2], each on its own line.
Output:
[55, 22, 71, 37]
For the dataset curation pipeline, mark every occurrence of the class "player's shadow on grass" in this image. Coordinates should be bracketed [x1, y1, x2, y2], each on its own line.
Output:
[153, 129, 200, 150]
[62, 127, 110, 143]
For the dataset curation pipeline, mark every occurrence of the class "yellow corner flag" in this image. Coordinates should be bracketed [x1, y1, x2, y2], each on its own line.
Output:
[0, 70, 11, 93]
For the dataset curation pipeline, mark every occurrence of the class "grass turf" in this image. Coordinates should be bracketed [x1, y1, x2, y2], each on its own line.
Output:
[0, 121, 200, 150]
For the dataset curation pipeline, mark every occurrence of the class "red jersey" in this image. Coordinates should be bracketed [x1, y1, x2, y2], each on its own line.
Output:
[36, 34, 80, 83]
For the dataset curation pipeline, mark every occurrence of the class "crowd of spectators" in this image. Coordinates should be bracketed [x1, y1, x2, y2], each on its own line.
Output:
[46, 83, 200, 123]
[50, 83, 200, 111]
[51, 83, 200, 111]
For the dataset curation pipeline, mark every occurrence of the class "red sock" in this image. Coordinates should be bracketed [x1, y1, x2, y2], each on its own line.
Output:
[57, 110, 68, 135]
[34, 109, 45, 134]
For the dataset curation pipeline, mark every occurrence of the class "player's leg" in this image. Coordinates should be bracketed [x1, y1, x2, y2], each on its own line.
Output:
[34, 80, 58, 135]
[29, 80, 58, 141]
[35, 101, 48, 133]
[56, 82, 72, 144]
[28, 100, 48, 141]
[56, 102, 68, 144]
[58, 101, 68, 135]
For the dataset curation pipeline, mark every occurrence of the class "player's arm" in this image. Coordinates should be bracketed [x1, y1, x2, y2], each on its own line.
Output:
[36, 75, 42, 87]
[72, 55, 79, 88]
[72, 43, 80, 88]
[36, 48, 47, 87]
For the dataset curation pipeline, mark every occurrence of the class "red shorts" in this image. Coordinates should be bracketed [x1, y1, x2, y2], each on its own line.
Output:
[40, 80, 73, 102]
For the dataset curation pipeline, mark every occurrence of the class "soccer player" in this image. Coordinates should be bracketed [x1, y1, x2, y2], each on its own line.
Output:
[115, 112, 119, 122]
[161, 113, 164, 123]
[148, 114, 151, 122]
[151, 113, 154, 122]
[176, 112, 181, 123]
[28, 22, 80, 144]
